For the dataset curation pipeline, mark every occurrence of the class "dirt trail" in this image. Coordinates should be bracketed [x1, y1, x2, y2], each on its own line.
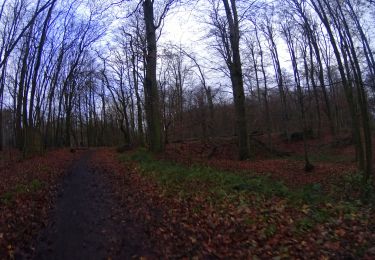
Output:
[34, 150, 152, 260]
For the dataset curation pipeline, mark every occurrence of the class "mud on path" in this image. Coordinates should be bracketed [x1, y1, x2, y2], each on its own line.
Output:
[34, 150, 153, 260]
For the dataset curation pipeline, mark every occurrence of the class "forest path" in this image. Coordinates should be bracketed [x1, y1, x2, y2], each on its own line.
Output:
[33, 150, 151, 260]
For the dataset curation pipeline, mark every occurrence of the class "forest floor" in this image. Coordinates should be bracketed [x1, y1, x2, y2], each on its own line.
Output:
[0, 149, 77, 258]
[33, 150, 153, 260]
[1, 134, 375, 259]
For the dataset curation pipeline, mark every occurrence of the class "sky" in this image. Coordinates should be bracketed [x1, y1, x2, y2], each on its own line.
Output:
[99, 0, 287, 95]
[101, 0, 375, 96]
[159, 1, 237, 92]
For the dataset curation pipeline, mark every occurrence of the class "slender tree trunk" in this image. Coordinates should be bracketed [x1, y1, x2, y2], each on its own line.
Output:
[266, 28, 289, 140]
[311, 0, 364, 172]
[255, 29, 272, 148]
[283, 25, 313, 171]
[16, 35, 33, 150]
[249, 43, 261, 105]
[133, 53, 144, 144]
[307, 39, 321, 137]
[346, 0, 375, 81]
[309, 29, 334, 136]
[335, 1, 372, 180]
[184, 51, 215, 138]
[28, 0, 56, 127]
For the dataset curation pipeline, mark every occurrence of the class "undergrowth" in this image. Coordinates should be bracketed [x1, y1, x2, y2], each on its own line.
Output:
[121, 149, 371, 208]
[117, 149, 374, 257]
[121, 149, 290, 200]
[0, 179, 44, 204]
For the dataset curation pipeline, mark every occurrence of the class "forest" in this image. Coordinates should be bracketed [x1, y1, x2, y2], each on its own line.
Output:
[1, 0, 375, 258]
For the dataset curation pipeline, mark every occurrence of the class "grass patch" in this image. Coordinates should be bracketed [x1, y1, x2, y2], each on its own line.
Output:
[119, 149, 373, 256]
[258, 223, 278, 239]
[121, 149, 336, 204]
[0, 179, 44, 205]
[121, 149, 290, 201]
[332, 172, 375, 203]
[30, 179, 43, 191]
[121, 149, 365, 217]
[288, 183, 325, 205]
[292, 206, 333, 235]
[1, 191, 14, 204]
[295, 217, 315, 233]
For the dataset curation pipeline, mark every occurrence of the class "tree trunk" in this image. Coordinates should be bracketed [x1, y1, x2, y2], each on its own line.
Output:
[311, 0, 364, 172]
[266, 27, 289, 140]
[222, 0, 249, 160]
[334, 0, 372, 180]
[255, 28, 272, 148]
[143, 0, 163, 153]
[28, 0, 56, 127]
[0, 64, 6, 151]
[307, 38, 322, 137]
[283, 25, 313, 172]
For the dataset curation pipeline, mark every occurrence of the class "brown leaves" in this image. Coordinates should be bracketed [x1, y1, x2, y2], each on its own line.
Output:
[0, 149, 76, 259]
[335, 228, 346, 237]
[91, 148, 375, 259]
[163, 139, 356, 190]
[323, 241, 341, 251]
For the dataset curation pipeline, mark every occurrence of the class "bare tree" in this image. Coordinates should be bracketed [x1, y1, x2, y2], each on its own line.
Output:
[281, 19, 314, 171]
[209, 0, 249, 159]
[142, 0, 175, 152]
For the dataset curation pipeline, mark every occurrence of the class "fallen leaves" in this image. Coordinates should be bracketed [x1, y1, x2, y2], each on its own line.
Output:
[0, 149, 76, 259]
[323, 241, 341, 251]
[335, 228, 346, 237]
[2, 141, 374, 259]
[162, 138, 356, 191]
[92, 148, 375, 259]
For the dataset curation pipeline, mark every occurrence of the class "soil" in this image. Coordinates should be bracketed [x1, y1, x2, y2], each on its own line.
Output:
[33, 150, 154, 260]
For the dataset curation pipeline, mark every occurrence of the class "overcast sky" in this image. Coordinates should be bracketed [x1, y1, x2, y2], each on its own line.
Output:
[159, 1, 239, 92]
[102, 0, 375, 96]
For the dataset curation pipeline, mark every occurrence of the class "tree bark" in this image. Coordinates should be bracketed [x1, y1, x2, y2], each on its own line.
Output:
[222, 0, 249, 160]
[143, 0, 163, 152]
[29, 0, 56, 127]
[311, 0, 364, 172]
